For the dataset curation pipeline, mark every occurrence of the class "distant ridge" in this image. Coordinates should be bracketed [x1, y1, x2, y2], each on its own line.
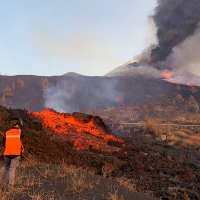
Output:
[62, 72, 83, 77]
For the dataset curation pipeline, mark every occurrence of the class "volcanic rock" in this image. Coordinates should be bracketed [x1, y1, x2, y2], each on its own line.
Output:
[0, 106, 199, 199]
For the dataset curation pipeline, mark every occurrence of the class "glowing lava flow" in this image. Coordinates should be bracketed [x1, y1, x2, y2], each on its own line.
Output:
[162, 71, 172, 79]
[30, 109, 124, 152]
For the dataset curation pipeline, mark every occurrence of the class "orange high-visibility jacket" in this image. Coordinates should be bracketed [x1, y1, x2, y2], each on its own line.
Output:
[4, 128, 23, 155]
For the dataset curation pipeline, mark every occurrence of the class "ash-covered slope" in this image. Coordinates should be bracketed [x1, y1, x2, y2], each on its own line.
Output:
[104, 62, 162, 78]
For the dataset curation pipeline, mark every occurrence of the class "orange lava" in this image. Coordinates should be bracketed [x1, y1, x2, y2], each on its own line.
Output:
[30, 109, 124, 152]
[162, 71, 172, 79]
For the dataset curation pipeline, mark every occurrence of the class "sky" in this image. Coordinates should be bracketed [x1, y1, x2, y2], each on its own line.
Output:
[0, 0, 157, 76]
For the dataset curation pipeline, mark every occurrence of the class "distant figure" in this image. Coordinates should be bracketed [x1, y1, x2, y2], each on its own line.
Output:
[0, 118, 24, 191]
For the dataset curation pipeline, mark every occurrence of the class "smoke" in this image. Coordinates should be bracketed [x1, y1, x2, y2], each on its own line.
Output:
[139, 44, 156, 65]
[135, 0, 200, 85]
[159, 25, 200, 74]
[166, 69, 200, 86]
[43, 85, 71, 113]
[151, 0, 200, 63]
[43, 77, 122, 113]
[108, 0, 200, 85]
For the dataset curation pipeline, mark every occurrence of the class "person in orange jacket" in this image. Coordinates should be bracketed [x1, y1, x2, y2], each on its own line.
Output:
[0, 118, 24, 191]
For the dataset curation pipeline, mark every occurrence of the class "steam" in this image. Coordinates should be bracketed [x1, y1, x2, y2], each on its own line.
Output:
[43, 77, 122, 113]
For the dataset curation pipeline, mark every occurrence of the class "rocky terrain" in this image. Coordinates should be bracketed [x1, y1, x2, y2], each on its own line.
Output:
[0, 106, 199, 199]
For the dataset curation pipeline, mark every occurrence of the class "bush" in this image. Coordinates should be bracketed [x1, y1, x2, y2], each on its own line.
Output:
[0, 95, 6, 107]
[186, 95, 199, 113]
[143, 116, 172, 137]
[3, 86, 13, 98]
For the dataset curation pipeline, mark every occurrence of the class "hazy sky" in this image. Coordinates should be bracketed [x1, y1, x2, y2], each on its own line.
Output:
[0, 0, 157, 76]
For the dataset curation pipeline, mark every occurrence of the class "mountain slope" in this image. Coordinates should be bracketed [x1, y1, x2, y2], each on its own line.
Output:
[0, 75, 199, 113]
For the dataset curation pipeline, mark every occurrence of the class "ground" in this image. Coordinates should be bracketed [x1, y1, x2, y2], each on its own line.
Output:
[0, 161, 155, 200]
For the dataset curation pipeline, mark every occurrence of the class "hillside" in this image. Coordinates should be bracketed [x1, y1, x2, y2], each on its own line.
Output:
[0, 75, 199, 114]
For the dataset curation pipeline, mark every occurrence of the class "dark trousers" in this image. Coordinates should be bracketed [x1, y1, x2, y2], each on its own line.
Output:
[1, 155, 20, 186]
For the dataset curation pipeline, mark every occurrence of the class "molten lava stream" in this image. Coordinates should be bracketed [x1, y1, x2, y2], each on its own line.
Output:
[30, 109, 124, 152]
[162, 71, 172, 79]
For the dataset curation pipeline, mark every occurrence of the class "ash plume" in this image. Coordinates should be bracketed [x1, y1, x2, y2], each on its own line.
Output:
[151, 0, 200, 64]
[160, 26, 200, 73]
[134, 0, 200, 85]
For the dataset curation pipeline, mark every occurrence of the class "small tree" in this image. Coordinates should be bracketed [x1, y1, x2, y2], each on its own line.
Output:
[103, 107, 121, 126]
[89, 105, 101, 116]
[186, 95, 199, 113]
[17, 78, 25, 89]
[0, 95, 6, 106]
[12, 82, 15, 90]
[190, 86, 198, 95]
[40, 77, 49, 91]
[176, 84, 181, 91]
[78, 104, 86, 113]
[3, 86, 13, 98]
[115, 95, 124, 107]
[174, 94, 184, 109]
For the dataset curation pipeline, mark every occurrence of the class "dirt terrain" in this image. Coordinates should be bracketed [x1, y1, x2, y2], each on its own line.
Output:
[0, 162, 155, 200]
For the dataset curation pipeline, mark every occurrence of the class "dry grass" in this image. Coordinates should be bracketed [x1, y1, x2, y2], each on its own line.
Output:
[143, 117, 172, 137]
[168, 130, 200, 146]
[103, 184, 126, 200]
[102, 163, 116, 178]
[107, 189, 124, 200]
[64, 165, 100, 194]
[0, 191, 14, 200]
[0, 160, 130, 200]
[86, 104, 200, 148]
[143, 115, 200, 146]
[116, 177, 136, 192]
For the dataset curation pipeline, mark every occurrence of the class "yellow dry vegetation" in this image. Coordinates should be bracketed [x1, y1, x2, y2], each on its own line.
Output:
[168, 131, 200, 146]
[0, 158, 126, 200]
[143, 117, 172, 136]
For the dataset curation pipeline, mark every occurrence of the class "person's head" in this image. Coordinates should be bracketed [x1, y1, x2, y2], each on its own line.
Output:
[11, 118, 20, 129]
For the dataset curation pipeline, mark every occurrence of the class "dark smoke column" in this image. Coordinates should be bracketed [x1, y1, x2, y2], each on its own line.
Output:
[151, 0, 200, 63]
